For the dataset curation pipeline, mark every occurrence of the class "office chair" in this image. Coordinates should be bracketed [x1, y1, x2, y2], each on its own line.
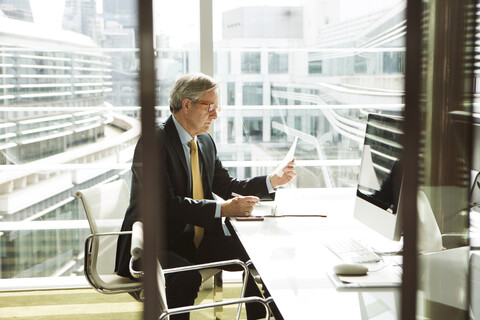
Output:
[129, 221, 273, 320]
[77, 179, 143, 299]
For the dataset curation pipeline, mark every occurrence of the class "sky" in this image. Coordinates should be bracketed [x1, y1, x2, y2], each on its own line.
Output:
[29, 0, 65, 29]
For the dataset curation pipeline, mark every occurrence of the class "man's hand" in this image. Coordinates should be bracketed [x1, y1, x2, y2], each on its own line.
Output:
[269, 158, 296, 189]
[221, 194, 260, 217]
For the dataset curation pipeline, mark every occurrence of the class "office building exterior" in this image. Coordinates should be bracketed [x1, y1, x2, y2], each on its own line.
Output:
[0, 15, 139, 278]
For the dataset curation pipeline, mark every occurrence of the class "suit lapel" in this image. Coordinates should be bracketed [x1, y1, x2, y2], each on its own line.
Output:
[164, 116, 189, 176]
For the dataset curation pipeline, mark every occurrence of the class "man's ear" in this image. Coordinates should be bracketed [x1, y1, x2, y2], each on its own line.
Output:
[182, 98, 191, 111]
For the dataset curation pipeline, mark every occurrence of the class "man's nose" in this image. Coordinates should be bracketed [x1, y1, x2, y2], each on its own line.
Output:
[210, 109, 219, 119]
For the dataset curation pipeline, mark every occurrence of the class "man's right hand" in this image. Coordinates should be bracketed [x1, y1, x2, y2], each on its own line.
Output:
[221, 194, 260, 217]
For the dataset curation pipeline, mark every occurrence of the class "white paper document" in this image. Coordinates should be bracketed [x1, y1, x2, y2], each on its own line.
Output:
[252, 189, 329, 217]
[251, 201, 278, 217]
[273, 137, 297, 177]
[274, 188, 329, 217]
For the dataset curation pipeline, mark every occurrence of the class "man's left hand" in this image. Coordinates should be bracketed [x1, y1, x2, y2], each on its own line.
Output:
[269, 158, 296, 189]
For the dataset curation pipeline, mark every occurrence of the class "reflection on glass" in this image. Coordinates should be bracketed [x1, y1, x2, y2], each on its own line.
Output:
[357, 158, 402, 214]
[413, 0, 474, 318]
[356, 113, 403, 216]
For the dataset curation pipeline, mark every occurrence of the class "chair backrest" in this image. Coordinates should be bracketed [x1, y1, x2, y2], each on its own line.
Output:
[76, 179, 130, 277]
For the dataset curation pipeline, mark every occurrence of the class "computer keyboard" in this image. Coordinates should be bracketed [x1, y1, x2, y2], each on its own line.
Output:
[326, 238, 382, 264]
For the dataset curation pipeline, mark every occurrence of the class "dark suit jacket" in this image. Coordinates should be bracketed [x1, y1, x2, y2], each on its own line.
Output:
[115, 115, 274, 277]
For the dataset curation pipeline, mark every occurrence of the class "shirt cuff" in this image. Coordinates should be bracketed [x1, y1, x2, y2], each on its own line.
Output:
[266, 175, 276, 194]
[215, 202, 221, 218]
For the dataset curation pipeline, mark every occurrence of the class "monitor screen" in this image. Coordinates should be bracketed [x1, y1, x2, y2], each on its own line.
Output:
[354, 113, 404, 241]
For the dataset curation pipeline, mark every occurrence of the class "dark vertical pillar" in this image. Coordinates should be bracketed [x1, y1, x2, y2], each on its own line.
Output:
[138, 1, 162, 319]
[402, 0, 422, 319]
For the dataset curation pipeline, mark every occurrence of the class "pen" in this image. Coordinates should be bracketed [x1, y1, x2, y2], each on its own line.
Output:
[232, 192, 260, 205]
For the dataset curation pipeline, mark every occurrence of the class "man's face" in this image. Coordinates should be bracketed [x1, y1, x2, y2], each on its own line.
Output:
[185, 90, 219, 136]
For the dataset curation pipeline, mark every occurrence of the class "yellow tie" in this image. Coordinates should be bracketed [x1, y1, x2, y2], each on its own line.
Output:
[188, 139, 204, 248]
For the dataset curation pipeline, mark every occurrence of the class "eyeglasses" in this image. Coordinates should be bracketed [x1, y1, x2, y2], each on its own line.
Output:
[195, 100, 221, 113]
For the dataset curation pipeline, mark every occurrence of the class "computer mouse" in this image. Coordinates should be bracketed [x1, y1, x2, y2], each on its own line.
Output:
[333, 263, 368, 276]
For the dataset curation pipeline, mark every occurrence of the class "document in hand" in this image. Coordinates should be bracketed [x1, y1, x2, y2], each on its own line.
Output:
[273, 137, 297, 177]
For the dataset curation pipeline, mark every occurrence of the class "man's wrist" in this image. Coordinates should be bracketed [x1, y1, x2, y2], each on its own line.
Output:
[267, 174, 277, 193]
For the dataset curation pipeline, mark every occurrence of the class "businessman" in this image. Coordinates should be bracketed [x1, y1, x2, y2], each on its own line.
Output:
[115, 72, 296, 319]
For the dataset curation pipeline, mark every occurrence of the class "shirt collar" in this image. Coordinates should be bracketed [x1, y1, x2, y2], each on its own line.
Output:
[172, 114, 195, 145]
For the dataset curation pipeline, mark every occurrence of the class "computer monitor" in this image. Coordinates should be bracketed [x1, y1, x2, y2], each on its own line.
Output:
[354, 113, 404, 241]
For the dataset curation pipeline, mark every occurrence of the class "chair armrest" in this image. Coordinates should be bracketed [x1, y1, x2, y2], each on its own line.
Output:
[164, 259, 249, 297]
[163, 259, 248, 276]
[131, 221, 143, 259]
[84, 231, 133, 266]
[86, 231, 133, 242]
[129, 221, 143, 279]
[85, 231, 133, 251]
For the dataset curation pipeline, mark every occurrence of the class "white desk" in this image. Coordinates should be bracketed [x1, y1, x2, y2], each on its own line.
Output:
[227, 188, 401, 319]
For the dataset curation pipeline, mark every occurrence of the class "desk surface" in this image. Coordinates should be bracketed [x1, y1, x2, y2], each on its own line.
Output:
[228, 188, 401, 319]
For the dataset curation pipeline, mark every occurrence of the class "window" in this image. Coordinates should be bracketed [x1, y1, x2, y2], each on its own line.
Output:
[227, 82, 235, 105]
[241, 52, 261, 74]
[242, 82, 263, 105]
[354, 55, 367, 74]
[294, 116, 302, 130]
[383, 51, 405, 74]
[268, 52, 288, 74]
[309, 59, 322, 74]
[243, 117, 263, 141]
